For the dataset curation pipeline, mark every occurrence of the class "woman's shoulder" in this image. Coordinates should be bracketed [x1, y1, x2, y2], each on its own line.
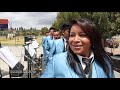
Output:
[53, 52, 67, 58]
[52, 52, 68, 63]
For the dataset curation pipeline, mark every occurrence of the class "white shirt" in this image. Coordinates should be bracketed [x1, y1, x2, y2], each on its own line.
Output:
[76, 51, 94, 70]
[62, 37, 67, 51]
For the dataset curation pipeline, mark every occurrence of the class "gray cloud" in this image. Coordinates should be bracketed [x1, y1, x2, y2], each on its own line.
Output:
[0, 12, 58, 29]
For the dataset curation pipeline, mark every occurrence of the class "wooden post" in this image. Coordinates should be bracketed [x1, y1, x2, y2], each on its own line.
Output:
[0, 42, 1, 48]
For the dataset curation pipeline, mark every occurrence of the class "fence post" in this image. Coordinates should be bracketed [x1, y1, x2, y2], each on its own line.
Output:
[0, 42, 1, 48]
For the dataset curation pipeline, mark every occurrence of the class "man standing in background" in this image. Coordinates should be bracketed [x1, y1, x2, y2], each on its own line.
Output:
[44, 27, 56, 65]
[60, 22, 70, 51]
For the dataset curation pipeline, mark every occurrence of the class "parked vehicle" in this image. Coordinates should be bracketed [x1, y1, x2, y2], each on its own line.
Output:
[105, 38, 119, 48]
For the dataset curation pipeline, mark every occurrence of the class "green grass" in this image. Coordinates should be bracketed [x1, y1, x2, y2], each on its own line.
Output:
[115, 38, 120, 43]
[0, 36, 42, 46]
[37, 35, 42, 45]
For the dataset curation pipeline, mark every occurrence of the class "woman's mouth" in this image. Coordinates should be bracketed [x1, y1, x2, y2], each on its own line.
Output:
[73, 45, 83, 49]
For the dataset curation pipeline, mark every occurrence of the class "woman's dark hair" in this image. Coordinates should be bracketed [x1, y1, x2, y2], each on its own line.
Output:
[67, 18, 113, 77]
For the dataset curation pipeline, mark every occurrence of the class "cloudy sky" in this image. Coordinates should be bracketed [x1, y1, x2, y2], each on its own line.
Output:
[0, 12, 58, 30]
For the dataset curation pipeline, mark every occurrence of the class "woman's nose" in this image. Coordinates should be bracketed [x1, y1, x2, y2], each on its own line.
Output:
[74, 35, 80, 41]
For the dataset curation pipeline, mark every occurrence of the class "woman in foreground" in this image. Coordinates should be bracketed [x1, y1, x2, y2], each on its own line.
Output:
[40, 18, 115, 78]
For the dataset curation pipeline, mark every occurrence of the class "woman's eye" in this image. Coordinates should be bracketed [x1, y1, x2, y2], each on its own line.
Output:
[80, 33, 87, 37]
[70, 34, 75, 37]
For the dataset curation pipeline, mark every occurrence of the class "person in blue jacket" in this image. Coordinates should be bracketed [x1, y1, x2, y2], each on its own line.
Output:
[61, 22, 70, 41]
[44, 27, 56, 64]
[42, 32, 50, 64]
[40, 18, 115, 78]
[60, 22, 70, 52]
[48, 30, 65, 60]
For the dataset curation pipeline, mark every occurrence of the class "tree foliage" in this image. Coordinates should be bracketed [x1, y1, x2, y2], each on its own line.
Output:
[52, 12, 120, 39]
[40, 27, 49, 35]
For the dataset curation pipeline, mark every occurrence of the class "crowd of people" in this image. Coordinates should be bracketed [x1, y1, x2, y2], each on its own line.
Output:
[40, 18, 115, 78]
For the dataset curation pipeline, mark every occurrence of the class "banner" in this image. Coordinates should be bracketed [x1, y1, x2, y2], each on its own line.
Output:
[0, 24, 8, 28]
[0, 19, 8, 29]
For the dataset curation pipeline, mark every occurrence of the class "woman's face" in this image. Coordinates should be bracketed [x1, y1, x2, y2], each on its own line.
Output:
[69, 24, 91, 57]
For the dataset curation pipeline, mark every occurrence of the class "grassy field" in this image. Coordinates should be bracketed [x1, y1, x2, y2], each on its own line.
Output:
[0, 35, 120, 46]
[116, 38, 120, 42]
[0, 36, 43, 46]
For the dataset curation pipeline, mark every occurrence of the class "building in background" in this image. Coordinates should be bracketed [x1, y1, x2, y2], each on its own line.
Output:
[0, 19, 8, 30]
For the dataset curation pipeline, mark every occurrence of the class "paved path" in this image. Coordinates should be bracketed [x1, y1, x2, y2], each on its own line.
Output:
[0, 45, 43, 78]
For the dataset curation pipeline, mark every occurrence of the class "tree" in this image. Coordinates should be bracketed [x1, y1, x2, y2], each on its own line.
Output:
[52, 12, 120, 49]
[40, 27, 49, 35]
[52, 12, 81, 30]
